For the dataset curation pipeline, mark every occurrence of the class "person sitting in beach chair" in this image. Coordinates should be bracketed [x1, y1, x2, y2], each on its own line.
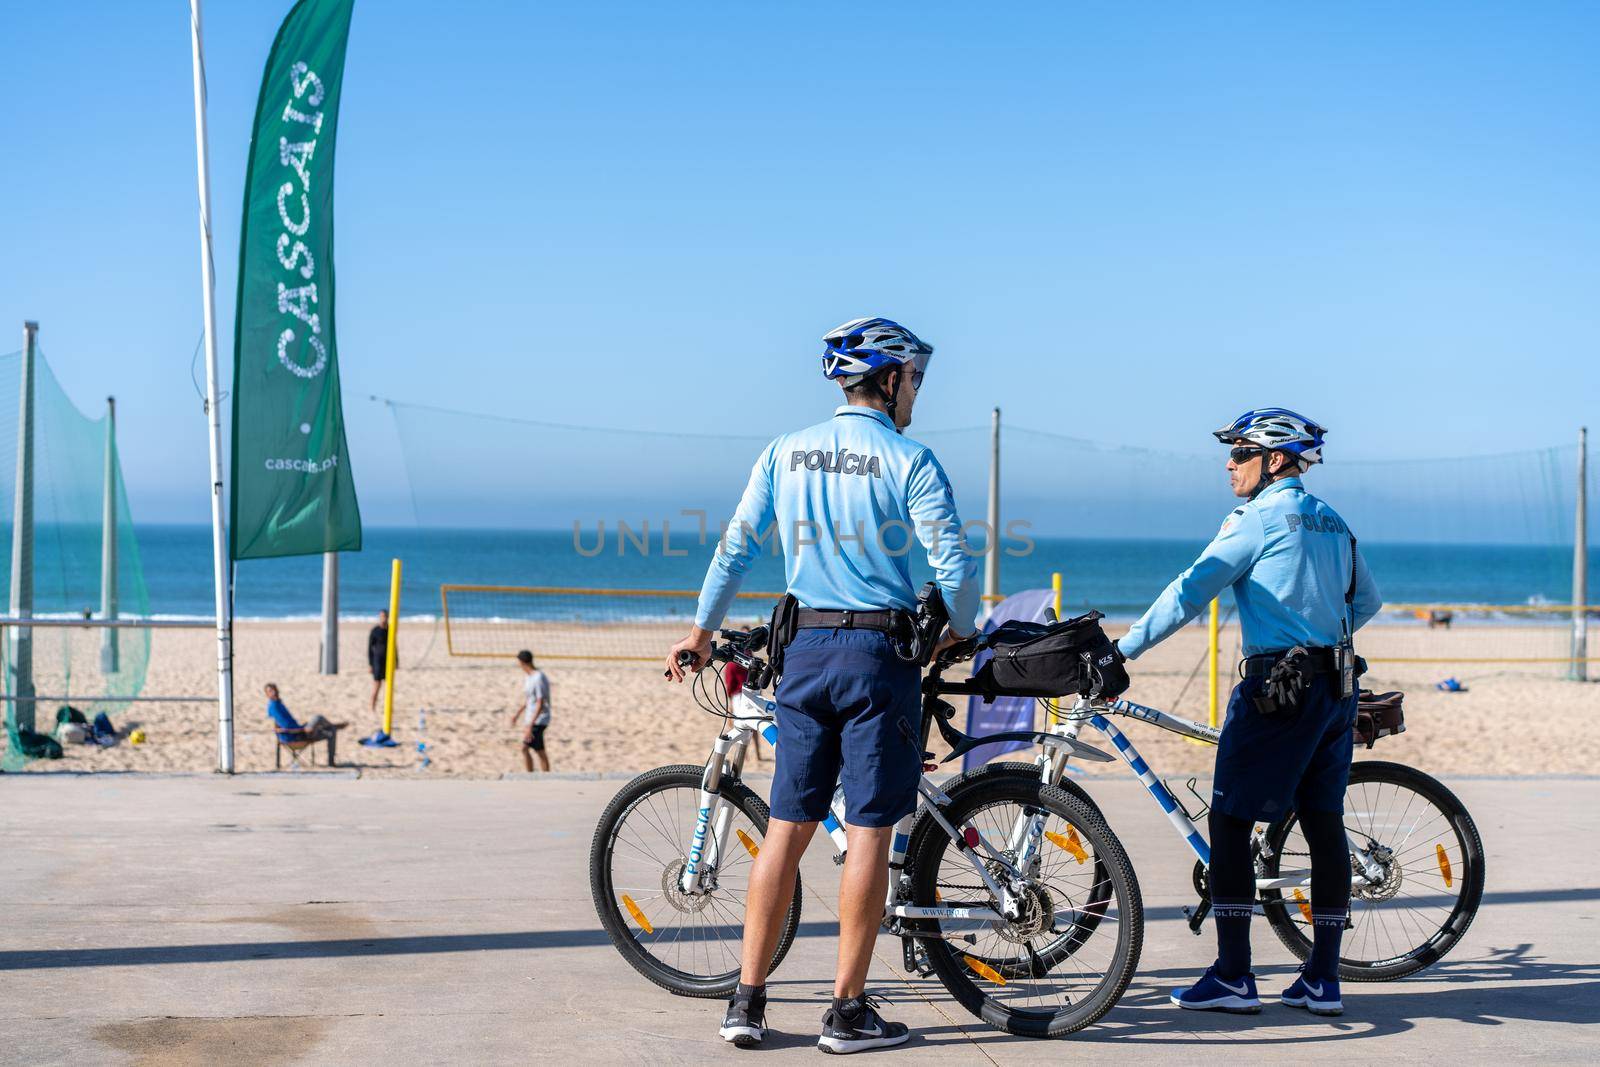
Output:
[265, 683, 347, 768]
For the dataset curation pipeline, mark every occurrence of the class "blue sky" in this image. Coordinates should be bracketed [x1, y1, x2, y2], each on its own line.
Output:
[2, 1, 1596, 525]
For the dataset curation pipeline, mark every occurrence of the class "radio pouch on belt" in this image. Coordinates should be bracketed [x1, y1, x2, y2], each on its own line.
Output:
[767, 594, 800, 680]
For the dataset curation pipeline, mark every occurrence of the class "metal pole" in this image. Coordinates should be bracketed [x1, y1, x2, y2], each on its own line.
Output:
[1046, 572, 1063, 728]
[8, 321, 36, 731]
[1573, 426, 1589, 682]
[383, 558, 402, 736]
[100, 396, 120, 674]
[189, 0, 235, 772]
[1207, 598, 1220, 727]
[320, 552, 339, 673]
[984, 406, 1001, 602]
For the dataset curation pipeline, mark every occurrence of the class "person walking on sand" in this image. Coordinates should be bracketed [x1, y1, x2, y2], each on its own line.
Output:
[368, 610, 394, 717]
[509, 650, 551, 772]
[666, 317, 977, 1053]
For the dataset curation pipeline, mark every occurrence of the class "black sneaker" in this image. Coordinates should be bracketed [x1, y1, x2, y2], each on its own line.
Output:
[719, 986, 767, 1049]
[818, 993, 909, 1055]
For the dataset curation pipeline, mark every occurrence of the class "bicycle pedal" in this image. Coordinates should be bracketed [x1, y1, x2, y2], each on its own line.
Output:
[1182, 901, 1210, 935]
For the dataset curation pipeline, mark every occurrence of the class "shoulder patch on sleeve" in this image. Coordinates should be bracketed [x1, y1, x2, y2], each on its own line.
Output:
[1219, 507, 1245, 534]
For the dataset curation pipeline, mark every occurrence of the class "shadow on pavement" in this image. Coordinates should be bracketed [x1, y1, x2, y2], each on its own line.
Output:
[0, 921, 840, 971]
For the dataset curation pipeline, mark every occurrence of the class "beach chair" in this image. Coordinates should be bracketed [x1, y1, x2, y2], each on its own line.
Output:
[274, 729, 337, 770]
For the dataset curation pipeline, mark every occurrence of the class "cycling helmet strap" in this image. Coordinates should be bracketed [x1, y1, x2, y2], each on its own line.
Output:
[872, 366, 903, 434]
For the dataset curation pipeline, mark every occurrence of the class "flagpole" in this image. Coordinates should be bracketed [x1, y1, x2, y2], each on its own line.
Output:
[188, 0, 236, 773]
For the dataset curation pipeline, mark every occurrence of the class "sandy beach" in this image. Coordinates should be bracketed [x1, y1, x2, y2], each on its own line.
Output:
[7, 616, 1595, 778]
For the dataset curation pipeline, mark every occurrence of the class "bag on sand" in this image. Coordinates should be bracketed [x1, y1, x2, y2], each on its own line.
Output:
[971, 611, 1129, 700]
[16, 729, 64, 760]
[1354, 690, 1406, 748]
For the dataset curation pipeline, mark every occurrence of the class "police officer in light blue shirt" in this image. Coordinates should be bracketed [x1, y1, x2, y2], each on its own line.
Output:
[666, 317, 979, 1053]
[1118, 408, 1381, 1019]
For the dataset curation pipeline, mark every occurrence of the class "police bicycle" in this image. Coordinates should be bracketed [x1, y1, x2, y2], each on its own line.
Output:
[968, 679, 1486, 983]
[589, 625, 1144, 1038]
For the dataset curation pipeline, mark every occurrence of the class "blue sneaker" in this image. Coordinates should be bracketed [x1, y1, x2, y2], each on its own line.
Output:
[1280, 969, 1343, 1016]
[1170, 966, 1261, 1013]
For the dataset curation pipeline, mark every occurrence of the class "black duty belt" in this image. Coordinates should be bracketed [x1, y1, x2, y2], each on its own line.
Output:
[1242, 647, 1340, 677]
[795, 608, 903, 633]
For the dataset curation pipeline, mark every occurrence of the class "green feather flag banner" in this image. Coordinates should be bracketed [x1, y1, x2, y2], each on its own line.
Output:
[230, 0, 361, 560]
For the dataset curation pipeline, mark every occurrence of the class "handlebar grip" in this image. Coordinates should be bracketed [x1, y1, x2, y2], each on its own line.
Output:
[665, 648, 703, 678]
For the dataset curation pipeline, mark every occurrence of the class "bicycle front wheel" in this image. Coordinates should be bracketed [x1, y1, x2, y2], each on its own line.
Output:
[588, 765, 802, 998]
[1260, 760, 1484, 981]
[908, 777, 1142, 1037]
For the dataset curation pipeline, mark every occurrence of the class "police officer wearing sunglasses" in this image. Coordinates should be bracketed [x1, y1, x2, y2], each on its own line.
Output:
[1116, 408, 1382, 1018]
[666, 317, 979, 1053]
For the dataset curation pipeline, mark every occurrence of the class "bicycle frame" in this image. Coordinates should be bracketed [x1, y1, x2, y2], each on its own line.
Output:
[679, 686, 1030, 926]
[1036, 696, 1391, 895]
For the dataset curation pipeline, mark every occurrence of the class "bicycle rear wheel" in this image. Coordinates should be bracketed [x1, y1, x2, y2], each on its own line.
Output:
[1260, 760, 1484, 981]
[589, 765, 802, 997]
[908, 776, 1142, 1037]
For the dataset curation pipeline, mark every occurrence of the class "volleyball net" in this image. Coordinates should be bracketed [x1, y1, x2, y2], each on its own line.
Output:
[440, 584, 779, 662]
[385, 397, 1593, 676]
[0, 346, 151, 770]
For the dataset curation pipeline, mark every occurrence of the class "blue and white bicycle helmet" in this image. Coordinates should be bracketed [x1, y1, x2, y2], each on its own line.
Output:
[1213, 407, 1327, 467]
[821, 317, 933, 386]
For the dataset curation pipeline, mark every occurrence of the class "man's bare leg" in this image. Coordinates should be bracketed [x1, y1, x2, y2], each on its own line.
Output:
[834, 824, 893, 998]
[519, 746, 533, 772]
[369, 679, 381, 715]
[740, 818, 817, 986]
[535, 749, 551, 772]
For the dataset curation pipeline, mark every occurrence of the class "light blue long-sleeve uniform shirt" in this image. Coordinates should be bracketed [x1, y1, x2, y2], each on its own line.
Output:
[695, 405, 981, 636]
[1119, 476, 1382, 660]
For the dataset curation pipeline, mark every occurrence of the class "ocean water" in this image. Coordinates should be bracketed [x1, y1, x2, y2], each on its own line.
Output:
[12, 524, 1584, 621]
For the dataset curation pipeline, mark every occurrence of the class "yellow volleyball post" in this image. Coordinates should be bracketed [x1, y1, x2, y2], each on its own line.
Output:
[1047, 572, 1063, 727]
[383, 558, 402, 737]
[1207, 597, 1220, 728]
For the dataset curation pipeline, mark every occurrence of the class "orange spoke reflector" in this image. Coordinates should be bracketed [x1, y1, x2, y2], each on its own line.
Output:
[934, 888, 942, 902]
[736, 829, 760, 859]
[963, 955, 1007, 985]
[1045, 829, 1088, 864]
[622, 894, 654, 935]
[1293, 887, 1312, 924]
[1436, 844, 1453, 888]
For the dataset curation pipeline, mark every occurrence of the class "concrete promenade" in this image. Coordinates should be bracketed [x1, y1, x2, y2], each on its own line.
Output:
[2, 772, 1596, 1065]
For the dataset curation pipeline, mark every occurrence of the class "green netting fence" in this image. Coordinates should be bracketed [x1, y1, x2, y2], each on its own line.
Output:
[0, 347, 150, 770]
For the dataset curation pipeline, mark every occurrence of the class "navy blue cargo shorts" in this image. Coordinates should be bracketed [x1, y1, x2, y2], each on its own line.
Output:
[1211, 670, 1357, 821]
[768, 627, 922, 828]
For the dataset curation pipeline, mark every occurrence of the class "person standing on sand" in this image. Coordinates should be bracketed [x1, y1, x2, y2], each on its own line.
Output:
[666, 317, 977, 1054]
[367, 610, 394, 716]
[1116, 408, 1381, 1019]
[509, 650, 551, 772]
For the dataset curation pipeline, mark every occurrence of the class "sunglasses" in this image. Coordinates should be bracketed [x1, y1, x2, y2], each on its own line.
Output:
[1228, 445, 1266, 464]
[908, 351, 931, 392]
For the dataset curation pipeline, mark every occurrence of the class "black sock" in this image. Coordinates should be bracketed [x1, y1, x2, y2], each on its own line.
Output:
[736, 981, 765, 1004]
[1308, 910, 1345, 981]
[831, 994, 863, 1019]
[1212, 899, 1254, 980]
[1298, 807, 1351, 982]
[1207, 809, 1256, 980]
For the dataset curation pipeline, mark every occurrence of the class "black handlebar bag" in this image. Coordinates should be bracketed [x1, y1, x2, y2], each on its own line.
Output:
[971, 610, 1129, 700]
